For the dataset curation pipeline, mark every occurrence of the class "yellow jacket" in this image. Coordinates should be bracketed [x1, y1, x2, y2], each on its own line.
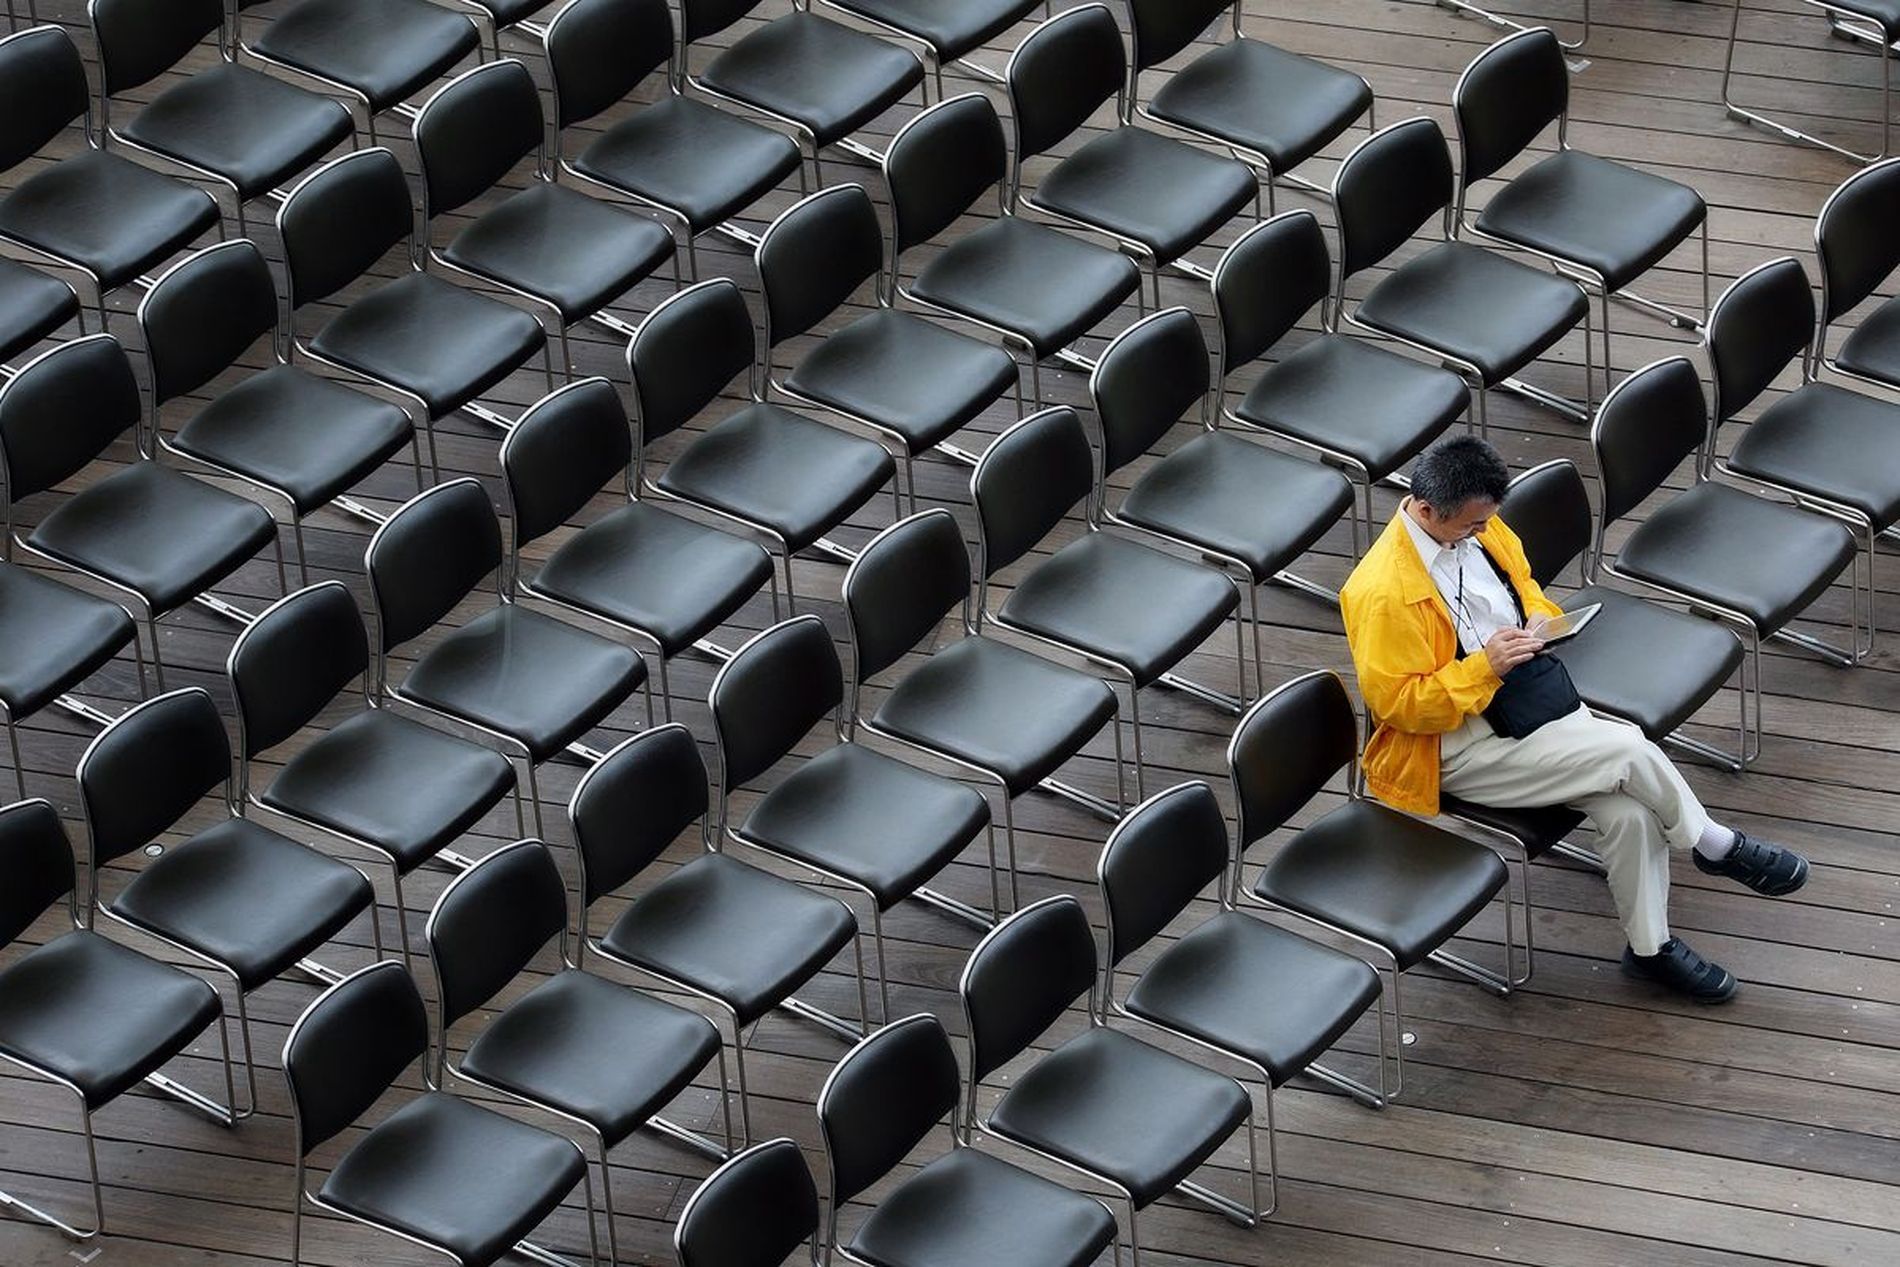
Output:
[1339, 510, 1562, 816]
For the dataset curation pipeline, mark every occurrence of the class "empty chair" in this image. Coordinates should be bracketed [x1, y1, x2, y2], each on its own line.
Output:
[458, 0, 558, 58]
[1815, 156, 1900, 391]
[0, 562, 137, 799]
[821, 0, 1042, 96]
[0, 258, 78, 366]
[816, 1013, 1120, 1267]
[1722, 0, 1893, 164]
[674, 1137, 820, 1267]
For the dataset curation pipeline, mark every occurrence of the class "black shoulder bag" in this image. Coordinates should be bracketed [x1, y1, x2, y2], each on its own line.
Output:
[1470, 548, 1581, 740]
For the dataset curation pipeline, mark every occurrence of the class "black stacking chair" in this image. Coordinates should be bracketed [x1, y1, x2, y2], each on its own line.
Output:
[843, 510, 1125, 899]
[820, 0, 1042, 97]
[1005, 5, 1255, 309]
[972, 405, 1240, 796]
[817, 1013, 1120, 1267]
[709, 616, 996, 1020]
[960, 895, 1260, 1257]
[366, 478, 648, 835]
[282, 960, 599, 1267]
[138, 239, 418, 583]
[227, 582, 518, 962]
[0, 258, 79, 367]
[1125, 0, 1374, 210]
[0, 335, 278, 690]
[674, 1137, 821, 1267]
[77, 687, 379, 1119]
[1816, 156, 1900, 391]
[0, 563, 137, 800]
[571, 725, 864, 1144]
[544, 0, 802, 282]
[883, 91, 1141, 406]
[501, 377, 776, 721]
[0, 26, 218, 327]
[413, 59, 676, 372]
[627, 278, 896, 610]
[1334, 116, 1591, 432]
[757, 183, 1020, 500]
[0, 798, 236, 1241]
[454, 0, 557, 58]
[1723, 0, 1892, 164]
[427, 839, 730, 1263]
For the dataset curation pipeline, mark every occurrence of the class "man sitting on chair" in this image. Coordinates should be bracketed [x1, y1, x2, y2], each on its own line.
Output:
[1339, 436, 1809, 1003]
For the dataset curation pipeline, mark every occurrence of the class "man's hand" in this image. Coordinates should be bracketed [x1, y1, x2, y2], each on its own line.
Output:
[1484, 627, 1545, 676]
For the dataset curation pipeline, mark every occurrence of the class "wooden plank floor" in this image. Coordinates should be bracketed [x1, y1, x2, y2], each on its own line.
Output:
[2, 1, 1897, 1264]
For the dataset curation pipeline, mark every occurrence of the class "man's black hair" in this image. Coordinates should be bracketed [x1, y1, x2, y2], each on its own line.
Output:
[1409, 435, 1510, 513]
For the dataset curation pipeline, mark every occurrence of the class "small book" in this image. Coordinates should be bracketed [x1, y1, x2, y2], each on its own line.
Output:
[1527, 602, 1602, 645]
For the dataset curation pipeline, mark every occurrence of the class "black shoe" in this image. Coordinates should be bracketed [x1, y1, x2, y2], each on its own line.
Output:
[1693, 831, 1810, 896]
[1621, 938, 1738, 1004]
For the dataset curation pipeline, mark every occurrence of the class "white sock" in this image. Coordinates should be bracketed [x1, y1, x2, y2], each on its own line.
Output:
[1694, 822, 1737, 860]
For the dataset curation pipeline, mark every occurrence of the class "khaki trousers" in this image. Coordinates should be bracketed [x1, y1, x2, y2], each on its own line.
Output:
[1439, 706, 1711, 956]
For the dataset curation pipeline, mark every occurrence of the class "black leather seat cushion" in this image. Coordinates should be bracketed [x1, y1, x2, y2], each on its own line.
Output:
[573, 94, 801, 234]
[871, 636, 1117, 796]
[253, 0, 480, 112]
[783, 309, 1018, 452]
[471, 0, 556, 25]
[699, 11, 923, 147]
[657, 402, 894, 553]
[1550, 587, 1744, 740]
[0, 258, 78, 365]
[319, 1091, 585, 1265]
[1031, 127, 1255, 266]
[848, 1145, 1117, 1267]
[1149, 37, 1372, 173]
[829, 0, 1035, 59]
[113, 817, 373, 990]
[1356, 241, 1587, 385]
[121, 63, 353, 201]
[1833, 293, 1900, 386]
[442, 182, 675, 324]
[1615, 481, 1857, 635]
[0, 563, 134, 717]
[1437, 797, 1586, 863]
[1476, 150, 1705, 294]
[461, 969, 719, 1148]
[0, 151, 218, 292]
[1252, 799, 1507, 971]
[529, 501, 773, 656]
[309, 271, 545, 418]
[1118, 431, 1354, 582]
[0, 930, 220, 1109]
[1233, 334, 1468, 478]
[599, 852, 857, 1026]
[739, 743, 989, 909]
[909, 215, 1139, 359]
[27, 461, 276, 616]
[400, 604, 645, 762]
[1124, 910, 1380, 1085]
[173, 366, 412, 514]
[261, 709, 515, 872]
[1729, 382, 1900, 531]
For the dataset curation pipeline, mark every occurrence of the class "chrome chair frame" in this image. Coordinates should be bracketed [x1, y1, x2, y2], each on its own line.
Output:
[1723, 0, 1893, 165]
[1435, 0, 1589, 52]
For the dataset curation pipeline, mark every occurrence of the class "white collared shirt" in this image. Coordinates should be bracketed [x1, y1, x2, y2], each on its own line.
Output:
[1398, 500, 1522, 655]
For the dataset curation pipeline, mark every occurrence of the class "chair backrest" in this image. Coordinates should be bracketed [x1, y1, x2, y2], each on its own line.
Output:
[885, 93, 1009, 256]
[283, 960, 430, 1155]
[365, 478, 501, 653]
[628, 279, 758, 445]
[1334, 117, 1453, 282]
[960, 895, 1097, 1081]
[545, 0, 674, 131]
[674, 1137, 820, 1267]
[139, 240, 280, 410]
[1705, 256, 1815, 426]
[1591, 357, 1708, 527]
[228, 581, 370, 761]
[1499, 459, 1591, 588]
[816, 1013, 962, 1206]
[1816, 156, 1900, 325]
[0, 333, 141, 503]
[1091, 307, 1211, 477]
[90, 0, 222, 96]
[414, 60, 545, 220]
[1098, 781, 1227, 967]
[0, 26, 90, 173]
[427, 839, 569, 1031]
[709, 616, 843, 792]
[677, 0, 760, 43]
[0, 798, 79, 947]
[841, 509, 973, 684]
[972, 406, 1093, 580]
[1212, 210, 1332, 377]
[757, 185, 884, 348]
[76, 687, 232, 869]
[501, 377, 632, 551]
[1007, 4, 1127, 162]
[1453, 27, 1567, 187]
[1228, 670, 1356, 850]
[1127, 0, 1232, 72]
[279, 148, 415, 311]
[570, 724, 711, 907]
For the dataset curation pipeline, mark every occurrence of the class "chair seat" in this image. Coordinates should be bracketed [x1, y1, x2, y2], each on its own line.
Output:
[657, 401, 893, 553]
[468, 0, 555, 26]
[400, 603, 645, 762]
[1124, 910, 1380, 1085]
[1251, 798, 1507, 971]
[909, 214, 1139, 359]
[1437, 797, 1587, 863]
[572, 93, 801, 234]
[1148, 36, 1372, 173]
[1729, 381, 1900, 531]
[0, 562, 134, 717]
[998, 532, 1237, 688]
[1233, 333, 1469, 478]
[27, 460, 276, 616]
[0, 150, 218, 292]
[1475, 150, 1705, 294]
[461, 969, 719, 1149]
[871, 635, 1116, 797]
[783, 309, 1018, 452]
[1833, 292, 1900, 387]
[826, 0, 1037, 59]
[0, 258, 78, 365]
[1614, 481, 1857, 636]
[319, 1091, 585, 1266]
[987, 1027, 1249, 1207]
[261, 708, 515, 872]
[172, 365, 413, 514]
[113, 816, 373, 990]
[529, 501, 773, 656]
[1549, 586, 1744, 740]
[699, 11, 923, 148]
[1030, 126, 1255, 267]
[1118, 430, 1354, 582]
[310, 270, 545, 419]
[1827, 0, 1900, 36]
[442, 182, 675, 324]
[0, 930, 220, 1109]
[849, 1144, 1117, 1267]
[253, 0, 480, 112]
[739, 743, 989, 910]
[599, 852, 857, 1027]
[1356, 240, 1587, 385]
[121, 62, 353, 202]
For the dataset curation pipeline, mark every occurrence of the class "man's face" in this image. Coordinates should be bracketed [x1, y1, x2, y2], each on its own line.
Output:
[1416, 497, 1498, 545]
